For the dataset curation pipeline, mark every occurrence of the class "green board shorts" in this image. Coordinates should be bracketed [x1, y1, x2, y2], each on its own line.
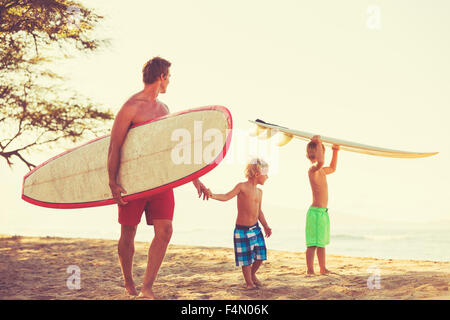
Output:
[305, 206, 330, 247]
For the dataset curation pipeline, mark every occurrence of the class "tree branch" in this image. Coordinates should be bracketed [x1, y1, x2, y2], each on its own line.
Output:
[0, 0, 111, 170]
[1, 149, 36, 170]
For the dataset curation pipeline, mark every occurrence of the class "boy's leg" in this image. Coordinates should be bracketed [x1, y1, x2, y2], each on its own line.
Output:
[118, 225, 138, 295]
[251, 260, 263, 286]
[306, 246, 316, 275]
[316, 246, 329, 274]
[242, 265, 256, 289]
[251, 228, 266, 286]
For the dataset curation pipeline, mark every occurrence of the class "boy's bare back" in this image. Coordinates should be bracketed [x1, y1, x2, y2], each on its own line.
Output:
[236, 181, 262, 226]
[210, 160, 269, 228]
[308, 168, 329, 208]
[306, 136, 339, 209]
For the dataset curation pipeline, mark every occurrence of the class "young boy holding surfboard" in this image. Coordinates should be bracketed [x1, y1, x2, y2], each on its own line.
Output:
[208, 159, 272, 289]
[305, 135, 339, 275]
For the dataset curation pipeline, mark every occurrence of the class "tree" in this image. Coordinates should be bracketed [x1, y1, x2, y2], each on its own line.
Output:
[0, 0, 114, 170]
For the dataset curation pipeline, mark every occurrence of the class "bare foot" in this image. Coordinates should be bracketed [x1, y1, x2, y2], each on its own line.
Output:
[252, 275, 262, 287]
[138, 286, 156, 299]
[320, 269, 330, 275]
[244, 282, 257, 290]
[306, 269, 315, 277]
[124, 282, 138, 296]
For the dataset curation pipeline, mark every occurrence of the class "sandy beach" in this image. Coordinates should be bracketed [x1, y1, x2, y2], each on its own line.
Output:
[0, 235, 448, 300]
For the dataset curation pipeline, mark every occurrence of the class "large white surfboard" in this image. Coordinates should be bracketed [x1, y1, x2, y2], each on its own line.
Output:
[22, 106, 232, 209]
[249, 119, 437, 159]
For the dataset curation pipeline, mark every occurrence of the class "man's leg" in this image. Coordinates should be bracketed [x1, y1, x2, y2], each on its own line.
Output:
[118, 225, 138, 295]
[140, 219, 173, 299]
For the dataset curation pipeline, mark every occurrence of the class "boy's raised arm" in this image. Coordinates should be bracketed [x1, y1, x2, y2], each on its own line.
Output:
[323, 145, 339, 175]
[210, 183, 242, 201]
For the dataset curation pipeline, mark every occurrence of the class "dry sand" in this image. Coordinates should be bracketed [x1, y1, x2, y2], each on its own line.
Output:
[0, 235, 448, 300]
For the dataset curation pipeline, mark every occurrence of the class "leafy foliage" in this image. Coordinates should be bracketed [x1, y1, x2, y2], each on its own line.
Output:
[0, 0, 113, 169]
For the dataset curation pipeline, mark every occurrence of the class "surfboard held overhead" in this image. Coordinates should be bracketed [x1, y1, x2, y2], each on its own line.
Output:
[249, 119, 438, 159]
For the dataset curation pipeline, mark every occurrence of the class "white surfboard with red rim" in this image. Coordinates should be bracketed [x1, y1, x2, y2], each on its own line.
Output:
[22, 106, 232, 209]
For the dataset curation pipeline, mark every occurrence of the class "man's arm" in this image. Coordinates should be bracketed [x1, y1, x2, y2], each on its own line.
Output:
[107, 104, 136, 205]
[210, 183, 241, 201]
[323, 145, 339, 175]
[192, 178, 210, 200]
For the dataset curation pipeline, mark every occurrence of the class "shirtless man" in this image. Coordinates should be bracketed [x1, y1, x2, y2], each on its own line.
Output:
[305, 135, 339, 275]
[107, 57, 210, 298]
[209, 158, 272, 289]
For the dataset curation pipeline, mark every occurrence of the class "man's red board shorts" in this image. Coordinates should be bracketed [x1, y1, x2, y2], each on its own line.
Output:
[118, 189, 175, 226]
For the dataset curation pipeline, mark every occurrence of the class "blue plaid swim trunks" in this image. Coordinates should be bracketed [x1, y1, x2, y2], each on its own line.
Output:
[233, 223, 267, 267]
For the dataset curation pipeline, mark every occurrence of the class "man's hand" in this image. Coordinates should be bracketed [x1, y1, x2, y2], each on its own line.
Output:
[193, 178, 210, 200]
[332, 144, 340, 151]
[109, 182, 128, 206]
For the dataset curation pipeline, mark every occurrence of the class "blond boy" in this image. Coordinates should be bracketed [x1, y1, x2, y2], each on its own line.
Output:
[209, 159, 272, 289]
[305, 135, 339, 275]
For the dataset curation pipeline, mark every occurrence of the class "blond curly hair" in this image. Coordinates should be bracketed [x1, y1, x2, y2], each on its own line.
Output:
[245, 158, 269, 179]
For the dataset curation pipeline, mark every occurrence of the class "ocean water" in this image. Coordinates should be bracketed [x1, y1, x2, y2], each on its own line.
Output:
[170, 220, 450, 262]
[2, 192, 450, 262]
[311, 225, 450, 262]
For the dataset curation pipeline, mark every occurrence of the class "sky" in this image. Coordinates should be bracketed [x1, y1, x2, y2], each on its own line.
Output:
[1, 0, 450, 240]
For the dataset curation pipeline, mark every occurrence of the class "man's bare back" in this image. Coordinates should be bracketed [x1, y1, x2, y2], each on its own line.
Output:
[108, 93, 170, 206]
[125, 92, 169, 125]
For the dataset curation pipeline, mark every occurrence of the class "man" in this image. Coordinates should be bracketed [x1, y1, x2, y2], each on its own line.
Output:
[107, 57, 210, 299]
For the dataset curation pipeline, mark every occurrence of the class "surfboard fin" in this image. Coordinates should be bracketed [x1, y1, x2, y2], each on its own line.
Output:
[277, 133, 293, 146]
[249, 124, 267, 137]
[258, 128, 278, 140]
